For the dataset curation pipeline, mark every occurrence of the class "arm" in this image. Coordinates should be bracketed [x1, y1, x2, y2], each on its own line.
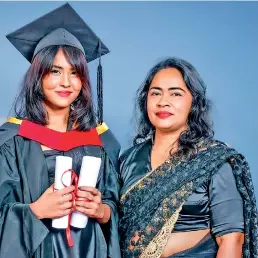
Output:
[97, 203, 111, 224]
[97, 150, 121, 257]
[75, 150, 121, 257]
[0, 142, 49, 257]
[209, 162, 245, 258]
[216, 232, 244, 258]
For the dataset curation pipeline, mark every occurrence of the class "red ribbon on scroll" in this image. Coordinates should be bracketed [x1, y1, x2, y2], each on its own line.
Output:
[59, 169, 79, 247]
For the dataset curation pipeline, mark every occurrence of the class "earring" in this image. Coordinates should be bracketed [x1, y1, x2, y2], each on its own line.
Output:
[70, 104, 75, 111]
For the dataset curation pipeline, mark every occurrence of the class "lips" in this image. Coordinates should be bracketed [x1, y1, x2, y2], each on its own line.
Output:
[55, 91, 72, 97]
[156, 111, 173, 119]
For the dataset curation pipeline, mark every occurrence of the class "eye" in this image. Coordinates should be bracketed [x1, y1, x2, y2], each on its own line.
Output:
[71, 70, 78, 75]
[150, 91, 161, 96]
[171, 92, 182, 97]
[50, 69, 60, 75]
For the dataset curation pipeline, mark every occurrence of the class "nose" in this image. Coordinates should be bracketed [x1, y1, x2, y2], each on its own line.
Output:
[157, 94, 170, 107]
[60, 73, 70, 88]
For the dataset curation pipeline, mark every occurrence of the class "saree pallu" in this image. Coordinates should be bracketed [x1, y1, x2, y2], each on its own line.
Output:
[119, 139, 258, 258]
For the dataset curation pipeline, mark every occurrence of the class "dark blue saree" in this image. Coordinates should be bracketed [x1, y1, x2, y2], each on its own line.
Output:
[119, 138, 258, 258]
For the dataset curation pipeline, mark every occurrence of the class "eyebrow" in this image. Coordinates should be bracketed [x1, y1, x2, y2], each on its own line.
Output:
[52, 65, 63, 69]
[149, 86, 186, 92]
[52, 65, 75, 71]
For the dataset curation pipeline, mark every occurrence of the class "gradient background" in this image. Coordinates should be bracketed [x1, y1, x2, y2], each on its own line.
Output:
[0, 1, 257, 196]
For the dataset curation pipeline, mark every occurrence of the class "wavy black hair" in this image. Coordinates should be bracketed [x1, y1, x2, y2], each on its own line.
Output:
[133, 57, 214, 151]
[14, 45, 96, 131]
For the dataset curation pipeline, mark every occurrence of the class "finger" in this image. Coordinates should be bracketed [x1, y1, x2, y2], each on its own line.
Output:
[46, 184, 55, 193]
[75, 205, 86, 215]
[58, 194, 72, 205]
[75, 206, 97, 217]
[85, 202, 99, 210]
[75, 200, 87, 207]
[93, 195, 101, 204]
[59, 195, 64, 205]
[76, 200, 98, 210]
[58, 208, 73, 217]
[94, 189, 102, 199]
[62, 193, 73, 203]
[58, 185, 75, 195]
[76, 190, 94, 201]
[60, 201, 73, 210]
[78, 186, 99, 195]
[76, 197, 87, 201]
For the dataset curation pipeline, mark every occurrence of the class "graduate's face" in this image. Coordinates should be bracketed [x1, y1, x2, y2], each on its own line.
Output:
[147, 68, 193, 133]
[42, 48, 82, 110]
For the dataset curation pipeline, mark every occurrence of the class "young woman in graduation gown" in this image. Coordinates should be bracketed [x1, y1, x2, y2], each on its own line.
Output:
[119, 57, 258, 257]
[0, 3, 121, 258]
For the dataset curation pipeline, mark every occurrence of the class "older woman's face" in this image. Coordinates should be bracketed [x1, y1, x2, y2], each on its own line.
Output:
[147, 68, 193, 133]
[42, 48, 82, 110]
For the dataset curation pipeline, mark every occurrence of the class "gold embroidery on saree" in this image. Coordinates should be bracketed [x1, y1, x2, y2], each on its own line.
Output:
[139, 182, 193, 258]
[126, 182, 193, 257]
[140, 204, 183, 258]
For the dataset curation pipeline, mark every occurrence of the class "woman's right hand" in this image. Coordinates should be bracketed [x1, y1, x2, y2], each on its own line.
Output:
[29, 184, 75, 219]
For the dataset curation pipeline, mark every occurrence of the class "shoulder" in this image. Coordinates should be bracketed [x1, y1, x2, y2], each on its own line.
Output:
[120, 139, 151, 163]
[206, 138, 247, 162]
[208, 138, 250, 173]
[97, 122, 121, 170]
[211, 138, 241, 154]
[119, 145, 137, 163]
[212, 139, 233, 149]
[97, 122, 120, 152]
[0, 133, 17, 160]
[0, 118, 21, 148]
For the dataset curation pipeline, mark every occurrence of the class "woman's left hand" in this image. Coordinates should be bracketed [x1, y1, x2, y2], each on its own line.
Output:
[75, 186, 104, 220]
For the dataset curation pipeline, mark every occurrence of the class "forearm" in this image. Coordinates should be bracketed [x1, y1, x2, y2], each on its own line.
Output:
[217, 242, 242, 258]
[97, 204, 111, 224]
[216, 233, 244, 258]
[29, 202, 43, 219]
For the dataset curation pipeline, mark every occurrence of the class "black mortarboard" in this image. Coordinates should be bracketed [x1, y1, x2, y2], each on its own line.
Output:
[6, 3, 108, 124]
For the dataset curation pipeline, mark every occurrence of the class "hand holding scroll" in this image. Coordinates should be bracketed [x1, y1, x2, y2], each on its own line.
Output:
[75, 186, 104, 220]
[30, 184, 75, 219]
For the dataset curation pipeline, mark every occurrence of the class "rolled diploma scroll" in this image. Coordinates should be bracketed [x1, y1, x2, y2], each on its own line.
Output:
[70, 156, 101, 228]
[52, 156, 73, 229]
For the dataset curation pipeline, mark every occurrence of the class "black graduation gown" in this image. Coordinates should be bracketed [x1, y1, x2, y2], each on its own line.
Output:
[0, 121, 121, 258]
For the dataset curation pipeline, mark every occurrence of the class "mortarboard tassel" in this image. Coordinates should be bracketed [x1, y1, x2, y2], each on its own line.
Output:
[97, 41, 103, 125]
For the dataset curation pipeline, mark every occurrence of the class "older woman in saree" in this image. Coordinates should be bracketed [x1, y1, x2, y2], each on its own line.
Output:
[119, 57, 258, 258]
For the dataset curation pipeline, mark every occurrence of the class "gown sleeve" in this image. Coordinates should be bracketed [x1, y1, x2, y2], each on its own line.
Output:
[209, 162, 244, 237]
[98, 150, 121, 258]
[0, 139, 49, 257]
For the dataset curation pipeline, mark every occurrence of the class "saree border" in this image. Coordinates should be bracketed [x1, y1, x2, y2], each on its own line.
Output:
[120, 158, 171, 202]
[140, 204, 183, 258]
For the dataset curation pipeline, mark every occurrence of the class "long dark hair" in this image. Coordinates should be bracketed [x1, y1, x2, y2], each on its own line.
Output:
[14, 45, 96, 131]
[134, 57, 214, 151]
